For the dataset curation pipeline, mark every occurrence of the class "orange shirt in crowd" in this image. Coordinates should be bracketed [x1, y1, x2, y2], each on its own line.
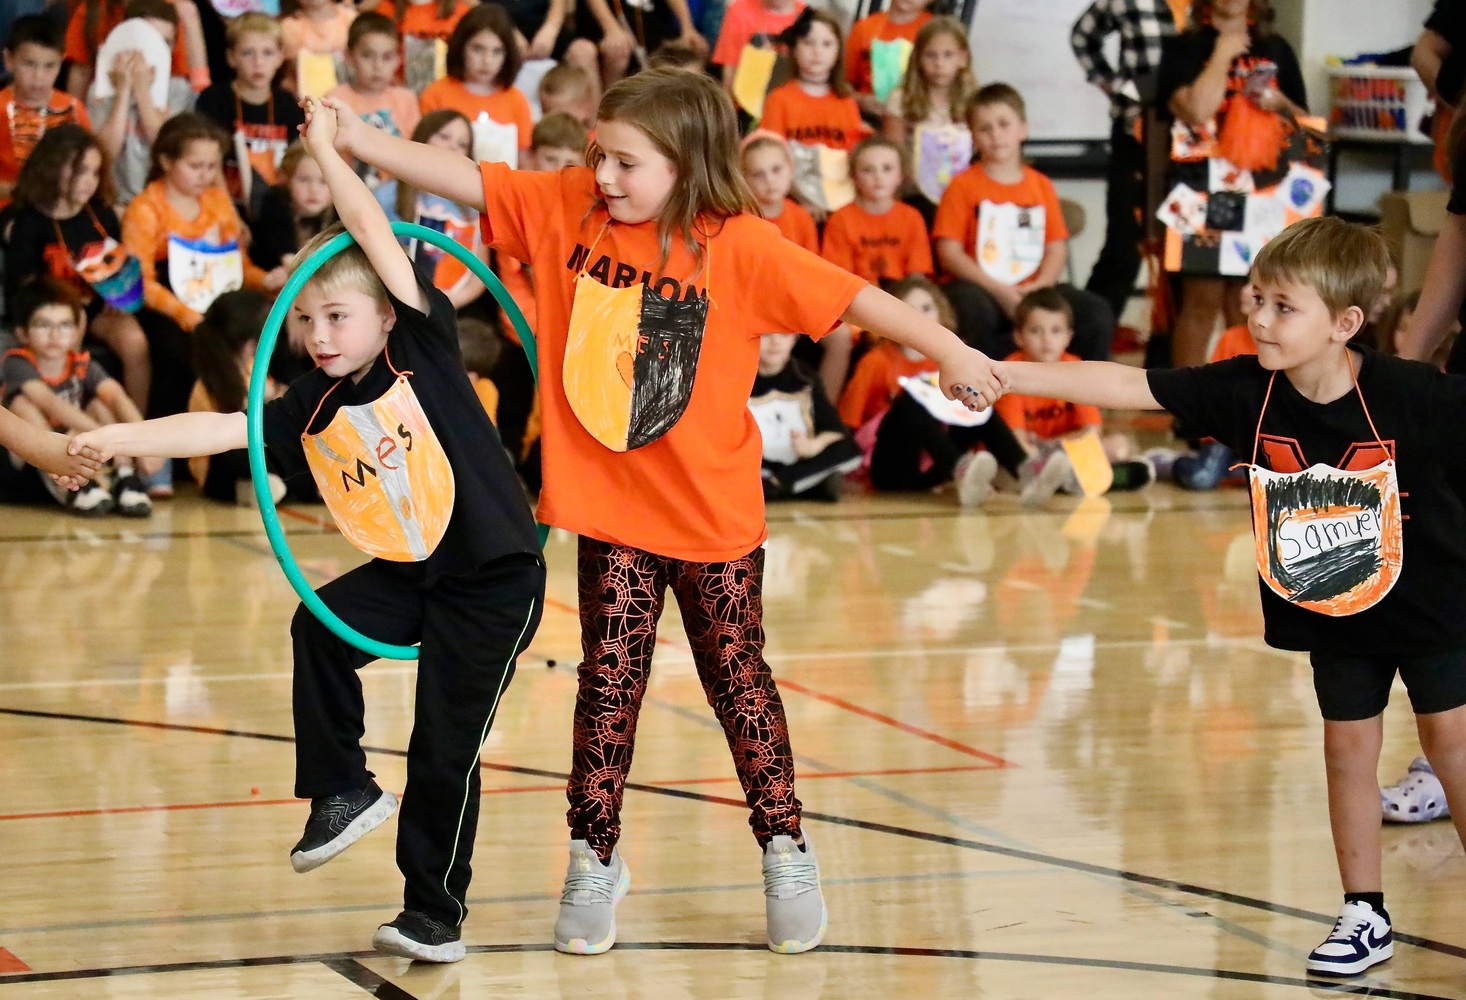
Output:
[281, 4, 358, 59]
[821, 201, 932, 286]
[932, 163, 1067, 267]
[838, 339, 935, 428]
[0, 87, 90, 205]
[711, 0, 805, 67]
[767, 199, 819, 253]
[419, 78, 533, 148]
[477, 160, 866, 561]
[121, 181, 267, 329]
[759, 82, 869, 151]
[326, 81, 422, 143]
[377, 0, 470, 40]
[995, 350, 1101, 440]
[65, 3, 196, 86]
[1211, 324, 1257, 362]
[844, 11, 930, 95]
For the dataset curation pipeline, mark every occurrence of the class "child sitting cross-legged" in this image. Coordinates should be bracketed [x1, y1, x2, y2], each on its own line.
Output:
[994, 287, 1154, 494]
[3, 279, 158, 516]
[750, 333, 861, 501]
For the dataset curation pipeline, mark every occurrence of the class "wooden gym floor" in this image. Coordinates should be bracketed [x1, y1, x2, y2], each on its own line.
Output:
[1, 485, 1464, 999]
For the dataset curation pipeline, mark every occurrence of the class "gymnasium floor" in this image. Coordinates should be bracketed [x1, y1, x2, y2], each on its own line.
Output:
[2, 485, 1464, 998]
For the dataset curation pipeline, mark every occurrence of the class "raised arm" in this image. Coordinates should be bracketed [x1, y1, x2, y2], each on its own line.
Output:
[999, 359, 1161, 410]
[315, 97, 485, 212]
[303, 97, 426, 312]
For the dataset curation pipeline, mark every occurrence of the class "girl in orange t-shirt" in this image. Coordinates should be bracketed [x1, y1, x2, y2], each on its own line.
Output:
[326, 68, 1001, 956]
[822, 135, 933, 287]
[418, 4, 533, 157]
[377, 0, 471, 91]
[760, 9, 869, 155]
[845, 0, 932, 115]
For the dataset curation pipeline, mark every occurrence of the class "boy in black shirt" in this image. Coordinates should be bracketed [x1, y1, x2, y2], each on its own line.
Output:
[68, 97, 545, 964]
[994, 216, 1466, 980]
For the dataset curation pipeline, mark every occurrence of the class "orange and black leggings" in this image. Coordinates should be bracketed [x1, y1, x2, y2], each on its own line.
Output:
[566, 536, 802, 860]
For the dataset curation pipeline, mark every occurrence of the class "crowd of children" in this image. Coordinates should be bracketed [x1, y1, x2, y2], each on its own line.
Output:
[5, 0, 1463, 987]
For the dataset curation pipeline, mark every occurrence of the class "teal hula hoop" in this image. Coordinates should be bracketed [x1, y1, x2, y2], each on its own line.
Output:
[247, 221, 540, 661]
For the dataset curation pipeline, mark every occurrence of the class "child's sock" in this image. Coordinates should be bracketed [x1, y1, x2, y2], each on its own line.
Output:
[1345, 892, 1388, 922]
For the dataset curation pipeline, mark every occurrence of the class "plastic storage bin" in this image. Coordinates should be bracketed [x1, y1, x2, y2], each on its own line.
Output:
[1327, 65, 1432, 143]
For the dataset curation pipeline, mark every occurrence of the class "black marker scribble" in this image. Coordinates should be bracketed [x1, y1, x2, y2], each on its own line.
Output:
[1264, 472, 1383, 602]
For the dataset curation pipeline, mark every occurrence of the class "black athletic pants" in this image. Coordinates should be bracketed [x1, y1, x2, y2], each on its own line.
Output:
[291, 552, 545, 925]
[1084, 117, 1148, 323]
[870, 392, 1029, 492]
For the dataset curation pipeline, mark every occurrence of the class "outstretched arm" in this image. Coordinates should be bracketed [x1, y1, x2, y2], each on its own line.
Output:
[310, 97, 485, 212]
[998, 359, 1162, 410]
[69, 411, 247, 462]
[302, 97, 426, 313]
[0, 407, 103, 485]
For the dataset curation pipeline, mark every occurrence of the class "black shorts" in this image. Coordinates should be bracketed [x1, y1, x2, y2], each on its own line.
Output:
[1310, 645, 1466, 721]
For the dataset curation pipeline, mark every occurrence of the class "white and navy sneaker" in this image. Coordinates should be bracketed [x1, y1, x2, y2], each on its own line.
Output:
[1306, 900, 1393, 976]
[373, 910, 465, 963]
[289, 780, 398, 873]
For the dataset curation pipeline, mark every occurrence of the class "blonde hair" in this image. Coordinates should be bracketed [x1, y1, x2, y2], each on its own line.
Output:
[889, 275, 956, 331]
[1251, 217, 1390, 319]
[900, 17, 976, 127]
[531, 111, 588, 154]
[591, 68, 757, 270]
[227, 11, 283, 48]
[289, 223, 390, 309]
[539, 62, 594, 103]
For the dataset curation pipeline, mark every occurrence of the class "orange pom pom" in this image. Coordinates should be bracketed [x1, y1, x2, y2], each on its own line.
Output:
[1218, 96, 1290, 173]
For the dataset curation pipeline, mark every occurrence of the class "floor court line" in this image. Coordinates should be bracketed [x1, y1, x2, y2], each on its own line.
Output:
[5, 705, 1464, 964]
[0, 941, 1452, 999]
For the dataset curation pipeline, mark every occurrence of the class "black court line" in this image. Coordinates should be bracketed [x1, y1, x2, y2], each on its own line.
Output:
[0, 942, 1455, 998]
[0, 526, 337, 546]
[321, 957, 420, 998]
[4, 705, 1465, 967]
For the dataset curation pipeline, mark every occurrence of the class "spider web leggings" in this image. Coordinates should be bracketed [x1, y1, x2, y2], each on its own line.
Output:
[566, 536, 803, 860]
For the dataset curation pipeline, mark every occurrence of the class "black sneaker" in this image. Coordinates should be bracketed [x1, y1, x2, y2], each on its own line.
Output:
[372, 910, 465, 963]
[1306, 900, 1393, 976]
[1109, 457, 1156, 492]
[289, 780, 398, 873]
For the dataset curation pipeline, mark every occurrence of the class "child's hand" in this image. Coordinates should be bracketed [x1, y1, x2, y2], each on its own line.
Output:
[127, 51, 156, 95]
[790, 430, 823, 460]
[37, 431, 103, 486]
[69, 428, 119, 467]
[939, 346, 1007, 412]
[264, 265, 289, 292]
[301, 96, 361, 158]
[994, 283, 1026, 320]
[109, 50, 135, 91]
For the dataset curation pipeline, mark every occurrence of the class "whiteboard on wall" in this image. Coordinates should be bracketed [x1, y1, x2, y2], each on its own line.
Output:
[968, 0, 1112, 141]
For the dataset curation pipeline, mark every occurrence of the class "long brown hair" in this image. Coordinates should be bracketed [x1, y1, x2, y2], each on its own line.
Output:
[591, 68, 757, 270]
[444, 3, 520, 87]
[12, 124, 118, 213]
[900, 16, 976, 126]
[397, 109, 473, 220]
[192, 290, 270, 414]
[147, 113, 229, 183]
[780, 8, 851, 98]
[393, 0, 458, 25]
[1188, 0, 1275, 38]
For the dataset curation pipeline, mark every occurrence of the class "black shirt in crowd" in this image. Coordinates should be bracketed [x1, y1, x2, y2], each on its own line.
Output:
[2, 201, 123, 318]
[1156, 25, 1308, 121]
[750, 359, 847, 448]
[263, 271, 541, 582]
[1149, 349, 1466, 657]
[195, 83, 305, 216]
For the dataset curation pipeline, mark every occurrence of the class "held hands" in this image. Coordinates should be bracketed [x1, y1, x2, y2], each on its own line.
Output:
[68, 426, 120, 467]
[41, 432, 104, 491]
[299, 96, 361, 158]
[938, 345, 1008, 412]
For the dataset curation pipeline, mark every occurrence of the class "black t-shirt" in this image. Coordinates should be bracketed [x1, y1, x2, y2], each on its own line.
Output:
[196, 84, 305, 217]
[750, 360, 846, 441]
[1156, 27, 1308, 121]
[263, 271, 541, 581]
[2, 202, 123, 317]
[1428, 0, 1466, 105]
[1148, 349, 1466, 656]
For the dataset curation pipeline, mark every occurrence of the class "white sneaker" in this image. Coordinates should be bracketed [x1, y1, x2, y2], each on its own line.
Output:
[763, 833, 826, 954]
[236, 473, 287, 508]
[1306, 900, 1392, 977]
[1382, 756, 1450, 823]
[1018, 451, 1073, 506]
[554, 840, 631, 955]
[954, 450, 998, 508]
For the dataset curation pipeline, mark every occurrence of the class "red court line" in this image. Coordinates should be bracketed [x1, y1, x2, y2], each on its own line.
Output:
[0, 765, 994, 823]
[276, 507, 337, 532]
[0, 949, 29, 973]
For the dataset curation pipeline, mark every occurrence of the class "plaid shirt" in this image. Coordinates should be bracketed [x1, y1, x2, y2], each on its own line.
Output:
[1070, 0, 1177, 125]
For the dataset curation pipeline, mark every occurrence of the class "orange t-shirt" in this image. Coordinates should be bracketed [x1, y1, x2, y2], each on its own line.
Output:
[838, 340, 935, 428]
[477, 161, 866, 561]
[377, 0, 470, 39]
[759, 82, 869, 152]
[1211, 324, 1257, 362]
[65, 3, 193, 83]
[281, 5, 357, 59]
[121, 181, 267, 329]
[845, 11, 930, 95]
[821, 201, 932, 286]
[932, 163, 1067, 268]
[418, 78, 533, 148]
[767, 199, 819, 253]
[711, 0, 805, 67]
[0, 88, 91, 201]
[995, 350, 1101, 441]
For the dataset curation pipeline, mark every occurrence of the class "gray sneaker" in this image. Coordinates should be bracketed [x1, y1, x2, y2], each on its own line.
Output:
[763, 834, 826, 954]
[554, 840, 631, 955]
[1018, 450, 1074, 506]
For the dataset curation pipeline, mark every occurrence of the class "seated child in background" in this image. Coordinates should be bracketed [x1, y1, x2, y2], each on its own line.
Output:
[527, 111, 587, 171]
[844, 0, 933, 120]
[750, 332, 861, 502]
[87, 0, 197, 208]
[537, 63, 596, 127]
[882, 16, 975, 224]
[281, 0, 358, 63]
[3, 280, 155, 516]
[994, 288, 1153, 493]
[742, 132, 819, 254]
[839, 276, 1067, 507]
[933, 83, 1113, 362]
[326, 12, 420, 191]
[418, 5, 532, 161]
[1, 16, 91, 207]
[712, 0, 805, 96]
[1164, 282, 1258, 490]
[459, 316, 502, 425]
[821, 134, 932, 287]
[377, 0, 472, 95]
[195, 12, 305, 219]
[63, 0, 208, 100]
[250, 141, 337, 290]
[186, 289, 289, 506]
[648, 39, 709, 73]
